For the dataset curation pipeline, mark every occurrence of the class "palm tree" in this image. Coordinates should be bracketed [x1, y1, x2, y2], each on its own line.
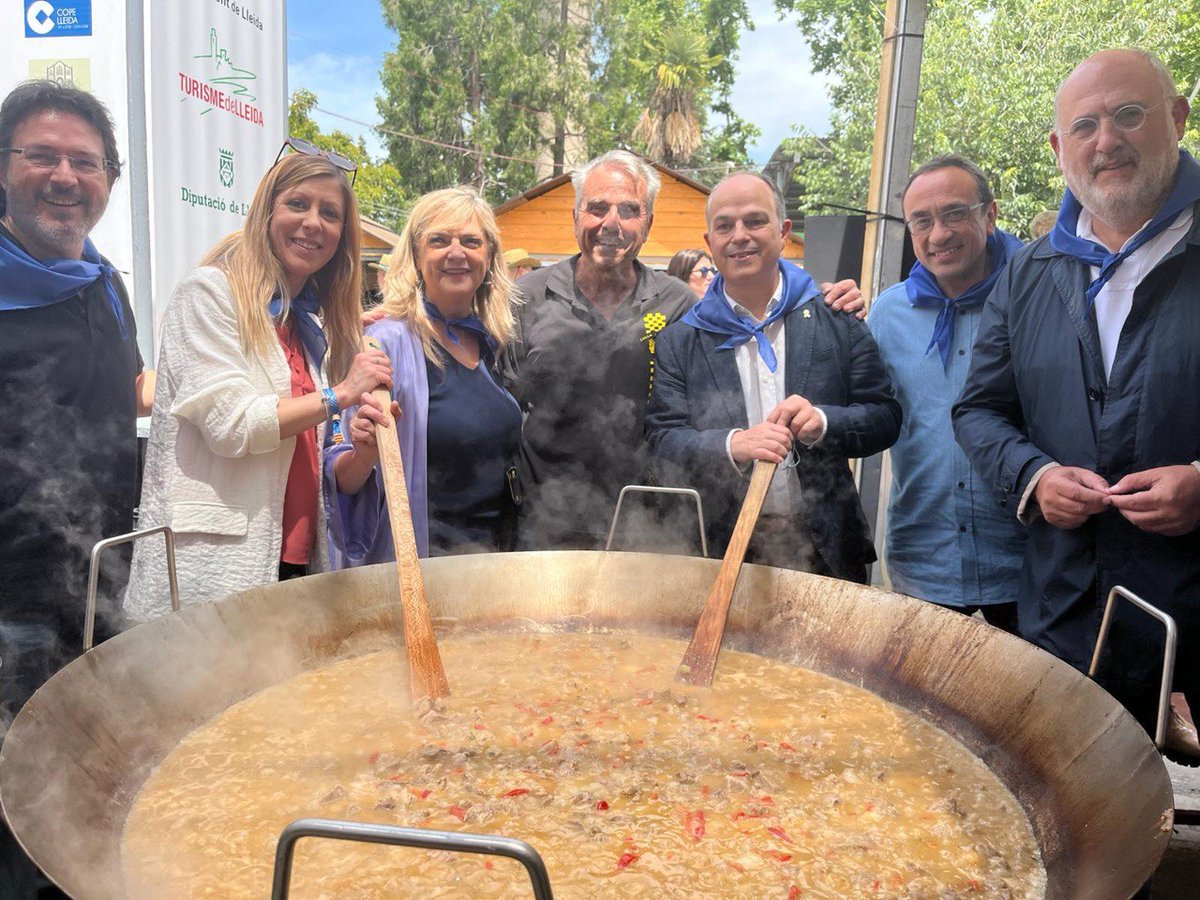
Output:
[633, 26, 723, 168]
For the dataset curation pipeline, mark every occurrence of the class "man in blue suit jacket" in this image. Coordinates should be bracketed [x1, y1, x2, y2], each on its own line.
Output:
[645, 173, 900, 582]
[953, 49, 1200, 752]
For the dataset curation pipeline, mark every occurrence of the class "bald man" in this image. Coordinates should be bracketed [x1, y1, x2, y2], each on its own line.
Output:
[645, 172, 899, 581]
[953, 49, 1200, 754]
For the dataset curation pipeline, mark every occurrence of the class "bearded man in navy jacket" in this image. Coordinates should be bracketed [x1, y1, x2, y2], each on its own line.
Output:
[953, 49, 1200, 752]
[645, 173, 900, 582]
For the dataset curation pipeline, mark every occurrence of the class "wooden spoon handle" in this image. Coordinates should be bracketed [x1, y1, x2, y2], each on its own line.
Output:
[677, 459, 778, 686]
[362, 336, 449, 701]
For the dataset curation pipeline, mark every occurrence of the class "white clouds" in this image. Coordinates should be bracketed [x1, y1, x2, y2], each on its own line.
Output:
[729, 1, 834, 163]
[286, 49, 388, 158]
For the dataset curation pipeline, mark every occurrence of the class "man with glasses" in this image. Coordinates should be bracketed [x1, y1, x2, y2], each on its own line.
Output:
[953, 50, 1200, 758]
[0, 81, 148, 753]
[867, 155, 1025, 631]
[645, 172, 899, 579]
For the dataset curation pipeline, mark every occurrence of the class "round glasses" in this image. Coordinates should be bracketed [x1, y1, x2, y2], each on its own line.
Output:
[1063, 100, 1167, 143]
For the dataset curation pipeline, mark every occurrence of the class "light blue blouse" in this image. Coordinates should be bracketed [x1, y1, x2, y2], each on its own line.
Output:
[868, 281, 1026, 607]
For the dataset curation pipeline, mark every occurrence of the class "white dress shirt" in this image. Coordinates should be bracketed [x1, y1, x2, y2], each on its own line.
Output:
[720, 280, 827, 516]
[1079, 206, 1193, 378]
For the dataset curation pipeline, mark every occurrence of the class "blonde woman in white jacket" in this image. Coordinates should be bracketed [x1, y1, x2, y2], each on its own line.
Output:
[125, 150, 391, 622]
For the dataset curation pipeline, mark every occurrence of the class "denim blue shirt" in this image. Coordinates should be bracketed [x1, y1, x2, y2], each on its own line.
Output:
[868, 281, 1025, 607]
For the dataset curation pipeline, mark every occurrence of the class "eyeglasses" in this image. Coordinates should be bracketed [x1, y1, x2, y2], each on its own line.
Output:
[0, 147, 115, 176]
[904, 201, 987, 235]
[1062, 100, 1167, 143]
[696, 266, 718, 277]
[274, 136, 358, 185]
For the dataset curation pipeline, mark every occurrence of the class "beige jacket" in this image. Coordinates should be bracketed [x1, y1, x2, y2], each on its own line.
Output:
[124, 267, 329, 622]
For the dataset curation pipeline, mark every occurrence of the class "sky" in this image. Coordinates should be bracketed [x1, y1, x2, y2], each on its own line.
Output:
[285, 0, 833, 169]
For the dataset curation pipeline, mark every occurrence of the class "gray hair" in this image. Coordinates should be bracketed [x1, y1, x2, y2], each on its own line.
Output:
[904, 154, 994, 207]
[705, 171, 788, 225]
[571, 150, 661, 215]
[1054, 48, 1180, 126]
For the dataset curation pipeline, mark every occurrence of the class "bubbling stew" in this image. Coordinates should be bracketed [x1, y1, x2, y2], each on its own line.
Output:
[122, 632, 1045, 898]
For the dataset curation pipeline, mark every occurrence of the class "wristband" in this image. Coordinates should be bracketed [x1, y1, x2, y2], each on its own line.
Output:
[321, 387, 345, 444]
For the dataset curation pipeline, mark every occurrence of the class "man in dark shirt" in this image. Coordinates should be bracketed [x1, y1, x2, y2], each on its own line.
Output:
[504, 151, 694, 549]
[0, 81, 149, 736]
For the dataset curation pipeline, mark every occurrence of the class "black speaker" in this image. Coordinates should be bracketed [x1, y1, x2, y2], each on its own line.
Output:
[803, 215, 867, 286]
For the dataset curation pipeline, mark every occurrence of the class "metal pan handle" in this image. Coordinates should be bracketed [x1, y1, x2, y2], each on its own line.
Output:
[84, 526, 179, 650]
[606, 484, 708, 557]
[270, 818, 554, 899]
[1087, 584, 1178, 749]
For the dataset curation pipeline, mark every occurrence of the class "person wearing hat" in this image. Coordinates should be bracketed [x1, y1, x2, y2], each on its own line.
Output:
[503, 247, 541, 280]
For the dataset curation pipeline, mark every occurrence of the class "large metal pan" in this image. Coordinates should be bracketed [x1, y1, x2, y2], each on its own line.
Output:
[0, 552, 1174, 898]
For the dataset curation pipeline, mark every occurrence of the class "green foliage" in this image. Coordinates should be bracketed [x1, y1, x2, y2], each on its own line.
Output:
[288, 88, 413, 233]
[632, 25, 724, 166]
[775, 0, 1200, 237]
[375, 0, 757, 203]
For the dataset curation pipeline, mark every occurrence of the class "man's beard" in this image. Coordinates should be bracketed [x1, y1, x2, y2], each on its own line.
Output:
[5, 188, 99, 257]
[1068, 144, 1178, 233]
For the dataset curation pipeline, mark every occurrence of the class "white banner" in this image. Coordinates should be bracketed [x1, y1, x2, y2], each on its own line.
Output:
[144, 0, 286, 353]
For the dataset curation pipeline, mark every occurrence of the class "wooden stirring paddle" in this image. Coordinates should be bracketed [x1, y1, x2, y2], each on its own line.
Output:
[677, 459, 778, 687]
[362, 335, 450, 703]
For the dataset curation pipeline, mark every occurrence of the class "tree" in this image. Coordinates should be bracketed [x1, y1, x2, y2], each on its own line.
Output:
[374, 0, 758, 204]
[775, 0, 1200, 237]
[288, 88, 413, 233]
[633, 26, 723, 166]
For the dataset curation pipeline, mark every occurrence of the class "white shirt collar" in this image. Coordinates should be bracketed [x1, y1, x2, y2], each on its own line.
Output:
[722, 276, 784, 322]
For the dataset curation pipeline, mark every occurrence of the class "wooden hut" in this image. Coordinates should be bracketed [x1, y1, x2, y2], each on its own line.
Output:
[493, 158, 804, 269]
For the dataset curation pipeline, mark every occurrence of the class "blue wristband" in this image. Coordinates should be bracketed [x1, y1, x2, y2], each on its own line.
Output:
[321, 387, 345, 444]
[320, 387, 340, 418]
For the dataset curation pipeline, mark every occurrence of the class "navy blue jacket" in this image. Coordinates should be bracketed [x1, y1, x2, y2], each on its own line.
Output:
[645, 297, 900, 582]
[952, 210, 1200, 698]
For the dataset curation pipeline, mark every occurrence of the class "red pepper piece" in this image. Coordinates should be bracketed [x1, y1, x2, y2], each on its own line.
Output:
[764, 850, 793, 862]
[368, 751, 380, 765]
[617, 851, 639, 869]
[448, 805, 468, 821]
[779, 741, 796, 751]
[410, 787, 431, 800]
[683, 809, 706, 842]
[787, 887, 803, 899]
[727, 861, 746, 874]
[501, 788, 530, 798]
[473, 723, 487, 731]
[767, 825, 794, 844]
[596, 800, 610, 811]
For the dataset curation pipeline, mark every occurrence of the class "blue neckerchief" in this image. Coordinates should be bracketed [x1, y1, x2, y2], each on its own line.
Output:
[422, 298, 498, 353]
[1050, 148, 1200, 312]
[268, 284, 327, 367]
[681, 260, 821, 372]
[905, 229, 1024, 368]
[0, 231, 128, 339]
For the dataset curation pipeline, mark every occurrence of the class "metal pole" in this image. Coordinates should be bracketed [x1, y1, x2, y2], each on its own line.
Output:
[856, 0, 927, 581]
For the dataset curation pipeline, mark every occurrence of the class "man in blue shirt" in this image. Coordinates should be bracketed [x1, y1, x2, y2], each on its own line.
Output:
[868, 156, 1025, 630]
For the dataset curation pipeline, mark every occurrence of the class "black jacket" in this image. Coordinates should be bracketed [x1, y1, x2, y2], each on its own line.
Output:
[645, 297, 900, 582]
[952, 211, 1200, 702]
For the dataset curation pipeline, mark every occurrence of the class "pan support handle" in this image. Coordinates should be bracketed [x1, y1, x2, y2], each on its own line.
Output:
[606, 484, 708, 557]
[270, 818, 554, 900]
[1088, 584, 1177, 750]
[84, 526, 180, 651]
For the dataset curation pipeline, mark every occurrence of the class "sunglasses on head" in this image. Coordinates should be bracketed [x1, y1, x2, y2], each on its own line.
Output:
[274, 136, 358, 186]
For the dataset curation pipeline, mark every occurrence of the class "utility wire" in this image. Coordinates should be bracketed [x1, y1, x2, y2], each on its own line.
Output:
[314, 105, 547, 168]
